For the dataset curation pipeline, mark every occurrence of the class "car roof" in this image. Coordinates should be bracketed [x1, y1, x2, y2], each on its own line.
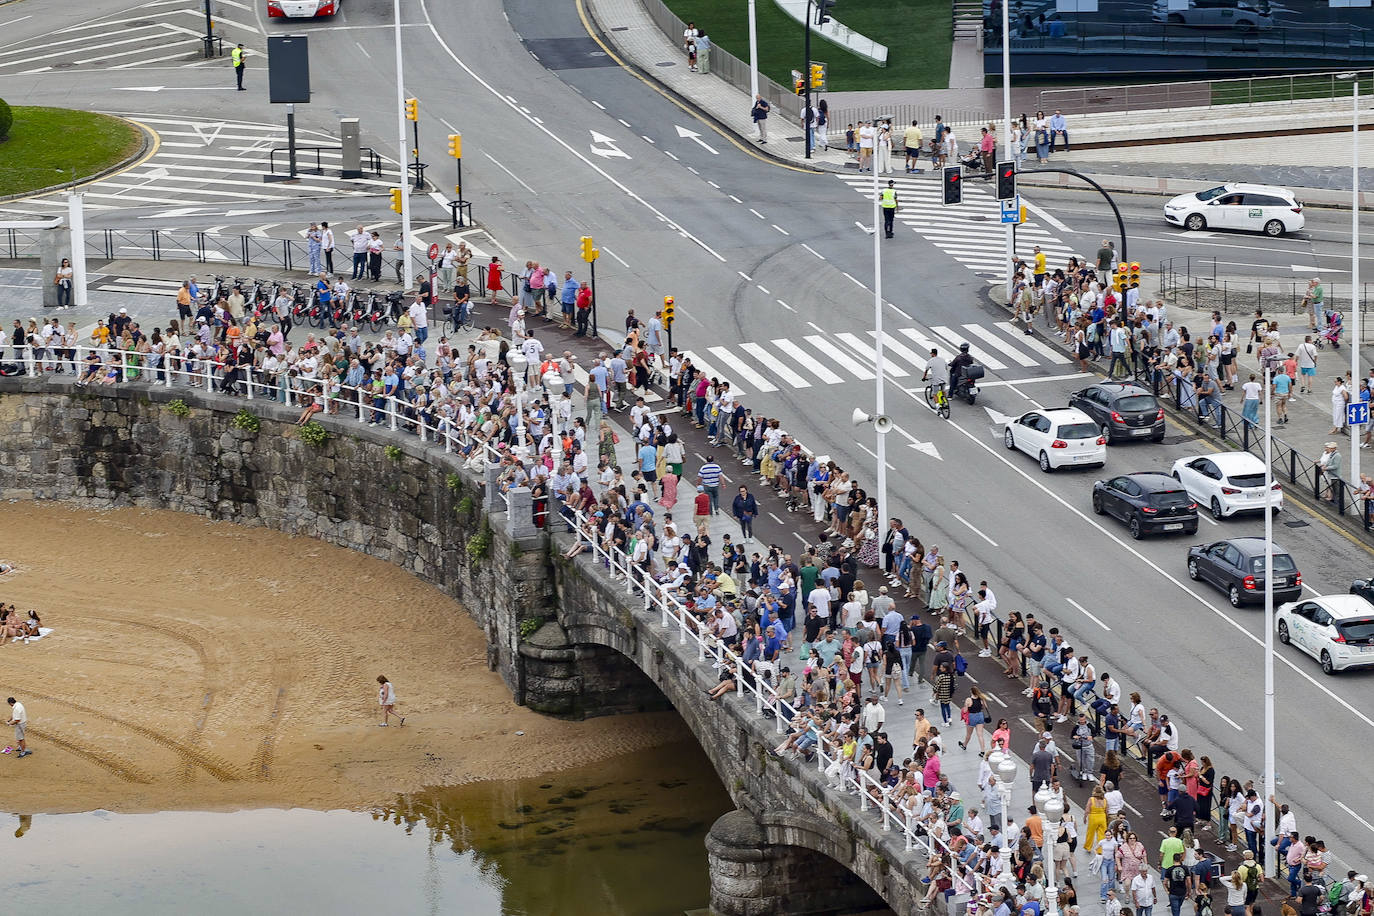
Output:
[1220, 537, 1290, 557]
[1194, 451, 1265, 472]
[1310, 594, 1374, 620]
[1118, 472, 1185, 491]
[1040, 407, 1095, 422]
[1083, 382, 1154, 398]
[1216, 183, 1296, 197]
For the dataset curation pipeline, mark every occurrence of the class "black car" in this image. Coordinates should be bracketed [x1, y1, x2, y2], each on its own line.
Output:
[1069, 382, 1166, 443]
[1092, 472, 1199, 539]
[1187, 537, 1303, 607]
[1351, 576, 1374, 603]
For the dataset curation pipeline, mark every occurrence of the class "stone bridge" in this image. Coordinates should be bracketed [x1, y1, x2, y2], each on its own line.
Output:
[0, 379, 932, 916]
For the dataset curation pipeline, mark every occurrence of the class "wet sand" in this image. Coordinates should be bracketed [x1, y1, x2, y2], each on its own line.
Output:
[0, 503, 686, 814]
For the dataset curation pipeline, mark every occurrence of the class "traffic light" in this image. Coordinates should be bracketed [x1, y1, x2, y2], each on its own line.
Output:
[389, 187, 403, 214]
[1128, 261, 1141, 288]
[447, 133, 462, 158]
[404, 97, 418, 121]
[816, 0, 836, 24]
[942, 166, 962, 206]
[663, 295, 675, 328]
[1114, 262, 1129, 293]
[810, 62, 826, 91]
[580, 236, 599, 263]
[996, 160, 1016, 201]
[794, 75, 805, 96]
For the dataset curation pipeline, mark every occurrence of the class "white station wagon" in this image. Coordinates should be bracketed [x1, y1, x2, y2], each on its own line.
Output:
[1164, 183, 1304, 237]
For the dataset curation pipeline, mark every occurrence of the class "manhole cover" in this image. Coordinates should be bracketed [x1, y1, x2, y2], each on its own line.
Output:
[611, 26, 629, 31]
[588, 50, 606, 57]
[1283, 520, 1310, 528]
[654, 61, 676, 67]
[53, 61, 78, 69]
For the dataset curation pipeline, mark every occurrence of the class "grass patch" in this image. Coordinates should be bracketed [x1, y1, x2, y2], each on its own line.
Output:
[0, 107, 143, 198]
[665, 0, 951, 91]
[1211, 74, 1371, 106]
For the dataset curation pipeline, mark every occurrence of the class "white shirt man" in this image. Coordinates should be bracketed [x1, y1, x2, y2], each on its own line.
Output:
[1130, 872, 1157, 913]
[350, 226, 369, 255]
[861, 698, 886, 733]
[808, 585, 832, 621]
[395, 332, 413, 357]
[521, 334, 544, 368]
[408, 299, 428, 331]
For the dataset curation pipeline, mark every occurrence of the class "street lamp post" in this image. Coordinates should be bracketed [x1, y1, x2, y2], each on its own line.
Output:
[1036, 785, 1065, 916]
[542, 369, 564, 439]
[392, 0, 414, 290]
[1338, 72, 1363, 507]
[991, 751, 1018, 890]
[508, 352, 529, 460]
[871, 115, 889, 544]
[1263, 364, 1277, 873]
[747, 0, 759, 100]
[1001, 0, 1014, 300]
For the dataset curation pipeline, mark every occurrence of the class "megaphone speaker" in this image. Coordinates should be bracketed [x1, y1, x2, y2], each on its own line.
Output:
[851, 407, 871, 427]
[874, 415, 894, 433]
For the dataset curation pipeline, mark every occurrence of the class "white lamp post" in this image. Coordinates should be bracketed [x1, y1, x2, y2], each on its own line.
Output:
[747, 0, 759, 100]
[392, 0, 413, 290]
[508, 351, 529, 459]
[1338, 72, 1363, 512]
[993, 751, 1018, 891]
[1001, 0, 1014, 301]
[1036, 784, 1065, 916]
[542, 369, 564, 439]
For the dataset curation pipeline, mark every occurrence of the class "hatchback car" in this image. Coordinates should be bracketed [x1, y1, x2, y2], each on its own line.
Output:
[1069, 382, 1166, 443]
[268, 0, 339, 17]
[1277, 594, 1374, 675]
[1093, 472, 1198, 539]
[1004, 408, 1106, 472]
[1164, 183, 1303, 237]
[1188, 537, 1302, 607]
[1151, 0, 1272, 29]
[1171, 451, 1283, 519]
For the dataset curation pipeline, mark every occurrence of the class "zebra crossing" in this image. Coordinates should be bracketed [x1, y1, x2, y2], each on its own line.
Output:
[0, 0, 261, 75]
[834, 173, 1079, 282]
[680, 321, 1072, 397]
[0, 115, 402, 219]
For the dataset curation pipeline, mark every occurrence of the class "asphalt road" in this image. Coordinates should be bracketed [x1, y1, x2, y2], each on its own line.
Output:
[3, 0, 1374, 870]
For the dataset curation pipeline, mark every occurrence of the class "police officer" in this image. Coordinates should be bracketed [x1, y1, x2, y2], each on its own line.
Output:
[232, 43, 246, 91]
[880, 180, 898, 238]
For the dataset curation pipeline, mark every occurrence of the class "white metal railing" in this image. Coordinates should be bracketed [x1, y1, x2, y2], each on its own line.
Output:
[560, 503, 990, 897]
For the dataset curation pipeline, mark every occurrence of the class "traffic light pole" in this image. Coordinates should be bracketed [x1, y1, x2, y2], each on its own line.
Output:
[590, 259, 598, 339]
[803, 0, 812, 160]
[392, 0, 413, 289]
[1025, 167, 1127, 262]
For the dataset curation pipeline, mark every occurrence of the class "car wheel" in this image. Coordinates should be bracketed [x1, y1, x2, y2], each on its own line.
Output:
[1039, 451, 1052, 473]
[1184, 213, 1206, 231]
[1278, 620, 1290, 645]
[1101, 423, 1113, 443]
[1004, 428, 1015, 450]
[1187, 558, 1200, 580]
[1092, 493, 1105, 515]
[1210, 497, 1224, 520]
[1228, 584, 1243, 607]
[1129, 516, 1143, 540]
[1263, 219, 1285, 237]
[1271, 505, 1282, 516]
[1321, 650, 1336, 675]
[1151, 432, 1165, 443]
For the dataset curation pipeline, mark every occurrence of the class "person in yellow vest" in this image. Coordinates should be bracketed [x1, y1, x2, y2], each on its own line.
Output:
[232, 43, 246, 91]
[880, 181, 899, 239]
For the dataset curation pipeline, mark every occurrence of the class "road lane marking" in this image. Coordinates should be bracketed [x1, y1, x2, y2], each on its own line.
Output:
[591, 100, 606, 109]
[1335, 802, 1374, 833]
[480, 151, 537, 195]
[776, 299, 796, 313]
[951, 513, 998, 547]
[1066, 598, 1112, 632]
[803, 244, 826, 260]
[741, 343, 809, 388]
[749, 208, 766, 220]
[756, 284, 770, 295]
[600, 246, 630, 268]
[1195, 695, 1243, 731]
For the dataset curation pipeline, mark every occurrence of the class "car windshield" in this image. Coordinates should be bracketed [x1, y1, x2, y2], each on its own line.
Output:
[1247, 554, 1296, 574]
[1227, 472, 1267, 488]
[1337, 619, 1374, 640]
[1117, 395, 1158, 412]
[1149, 490, 1194, 508]
[1058, 423, 1098, 440]
[1196, 186, 1230, 201]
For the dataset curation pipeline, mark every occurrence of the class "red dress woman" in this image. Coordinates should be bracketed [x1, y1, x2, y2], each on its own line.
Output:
[486, 256, 505, 303]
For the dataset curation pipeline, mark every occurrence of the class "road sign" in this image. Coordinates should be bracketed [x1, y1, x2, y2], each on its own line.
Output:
[1000, 196, 1022, 224]
[1349, 402, 1369, 426]
[427, 243, 440, 260]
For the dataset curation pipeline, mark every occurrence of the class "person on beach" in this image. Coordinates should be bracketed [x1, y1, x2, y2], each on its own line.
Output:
[377, 675, 404, 727]
[7, 697, 30, 757]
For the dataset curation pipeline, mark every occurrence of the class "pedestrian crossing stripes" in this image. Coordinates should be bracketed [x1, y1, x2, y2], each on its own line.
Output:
[0, 0, 262, 75]
[835, 174, 1079, 281]
[680, 321, 1072, 397]
[0, 116, 403, 219]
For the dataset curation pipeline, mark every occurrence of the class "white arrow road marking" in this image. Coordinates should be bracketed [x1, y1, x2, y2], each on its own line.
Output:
[588, 130, 631, 159]
[224, 208, 283, 217]
[984, 406, 1018, 428]
[891, 424, 942, 461]
[190, 121, 226, 147]
[137, 206, 207, 219]
[674, 124, 719, 154]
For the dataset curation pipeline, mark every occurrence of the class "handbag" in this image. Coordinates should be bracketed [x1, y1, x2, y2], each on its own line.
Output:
[1245, 342, 1253, 354]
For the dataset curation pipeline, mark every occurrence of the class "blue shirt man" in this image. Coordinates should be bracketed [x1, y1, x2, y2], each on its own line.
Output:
[561, 275, 578, 306]
[638, 442, 657, 478]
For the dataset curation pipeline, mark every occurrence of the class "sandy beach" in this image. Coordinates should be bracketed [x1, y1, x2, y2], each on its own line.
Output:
[0, 502, 686, 814]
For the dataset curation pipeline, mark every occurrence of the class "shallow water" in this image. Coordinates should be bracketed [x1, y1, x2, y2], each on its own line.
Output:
[0, 740, 732, 915]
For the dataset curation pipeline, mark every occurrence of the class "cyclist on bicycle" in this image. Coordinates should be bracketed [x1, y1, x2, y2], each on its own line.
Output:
[922, 347, 948, 395]
[949, 342, 974, 391]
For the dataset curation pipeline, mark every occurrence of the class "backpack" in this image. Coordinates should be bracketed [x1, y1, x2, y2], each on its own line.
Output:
[1243, 864, 1261, 892]
[1329, 882, 1345, 906]
[954, 653, 968, 676]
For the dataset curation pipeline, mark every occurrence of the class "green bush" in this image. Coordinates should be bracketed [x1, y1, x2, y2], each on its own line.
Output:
[446, 473, 463, 493]
[518, 617, 545, 641]
[384, 444, 403, 462]
[0, 98, 11, 141]
[466, 518, 492, 565]
[297, 420, 328, 447]
[165, 399, 191, 418]
[231, 408, 260, 433]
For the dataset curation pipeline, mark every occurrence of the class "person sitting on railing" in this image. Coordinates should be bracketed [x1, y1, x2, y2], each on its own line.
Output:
[76, 350, 104, 387]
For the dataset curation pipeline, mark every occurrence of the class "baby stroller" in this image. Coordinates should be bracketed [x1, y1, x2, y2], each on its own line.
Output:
[959, 147, 988, 177]
[1317, 310, 1344, 350]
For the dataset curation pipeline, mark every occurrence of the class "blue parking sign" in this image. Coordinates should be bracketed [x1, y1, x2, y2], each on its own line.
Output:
[1349, 402, 1369, 427]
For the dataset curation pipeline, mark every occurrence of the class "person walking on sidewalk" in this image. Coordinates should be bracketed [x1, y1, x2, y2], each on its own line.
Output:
[732, 485, 758, 540]
[751, 95, 770, 144]
[6, 697, 29, 758]
[1241, 373, 1262, 428]
[1296, 335, 1319, 393]
[880, 181, 899, 238]
[1272, 369, 1292, 425]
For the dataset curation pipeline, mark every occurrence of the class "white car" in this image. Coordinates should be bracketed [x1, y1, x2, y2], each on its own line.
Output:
[1164, 183, 1303, 237]
[1171, 451, 1283, 519]
[1003, 408, 1105, 473]
[1277, 594, 1374, 675]
[1151, 0, 1272, 29]
[268, 0, 339, 18]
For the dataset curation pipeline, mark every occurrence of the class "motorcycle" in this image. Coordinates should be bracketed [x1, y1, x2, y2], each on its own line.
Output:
[952, 363, 984, 405]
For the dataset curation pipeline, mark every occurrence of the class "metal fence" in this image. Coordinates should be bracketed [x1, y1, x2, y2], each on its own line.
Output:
[989, 22, 1374, 56]
[1159, 256, 1374, 330]
[829, 103, 994, 134]
[1038, 68, 1374, 115]
[638, 0, 802, 120]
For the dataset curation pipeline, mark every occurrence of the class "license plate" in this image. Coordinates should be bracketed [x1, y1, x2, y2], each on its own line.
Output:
[1246, 488, 1266, 498]
[1361, 646, 1374, 653]
[1131, 428, 1152, 436]
[1164, 523, 1183, 531]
